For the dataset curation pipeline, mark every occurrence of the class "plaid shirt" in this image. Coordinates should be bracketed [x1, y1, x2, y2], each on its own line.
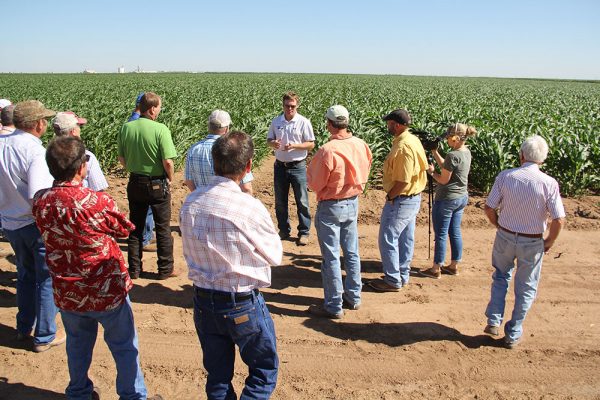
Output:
[184, 134, 253, 188]
[180, 176, 282, 292]
[83, 150, 108, 192]
[32, 181, 134, 312]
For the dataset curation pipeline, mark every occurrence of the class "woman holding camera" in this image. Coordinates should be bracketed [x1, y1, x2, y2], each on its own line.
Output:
[419, 123, 477, 279]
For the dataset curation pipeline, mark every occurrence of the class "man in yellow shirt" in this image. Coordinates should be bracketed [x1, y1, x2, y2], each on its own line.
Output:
[369, 109, 428, 292]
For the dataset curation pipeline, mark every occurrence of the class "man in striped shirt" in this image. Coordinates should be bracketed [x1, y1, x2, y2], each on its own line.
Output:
[180, 131, 282, 399]
[483, 135, 565, 349]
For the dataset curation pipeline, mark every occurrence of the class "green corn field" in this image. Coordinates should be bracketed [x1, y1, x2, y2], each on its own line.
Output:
[1, 73, 598, 196]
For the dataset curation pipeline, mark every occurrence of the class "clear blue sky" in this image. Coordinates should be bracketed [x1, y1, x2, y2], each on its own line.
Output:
[3, 0, 599, 79]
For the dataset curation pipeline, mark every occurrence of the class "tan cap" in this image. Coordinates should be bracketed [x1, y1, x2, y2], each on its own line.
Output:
[13, 100, 56, 124]
[208, 109, 231, 128]
[325, 105, 349, 122]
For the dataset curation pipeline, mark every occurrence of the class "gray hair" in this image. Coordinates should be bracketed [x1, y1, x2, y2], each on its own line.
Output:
[520, 135, 549, 163]
[1, 105, 15, 126]
[212, 131, 254, 178]
[327, 118, 349, 130]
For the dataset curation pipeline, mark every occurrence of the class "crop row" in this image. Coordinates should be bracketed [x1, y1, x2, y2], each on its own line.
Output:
[1, 73, 598, 196]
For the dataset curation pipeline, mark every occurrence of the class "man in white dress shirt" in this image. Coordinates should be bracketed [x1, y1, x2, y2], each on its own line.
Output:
[483, 135, 565, 349]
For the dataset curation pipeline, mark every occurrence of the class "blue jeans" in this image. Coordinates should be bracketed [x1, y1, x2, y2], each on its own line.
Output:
[378, 195, 421, 288]
[193, 288, 279, 400]
[485, 230, 544, 343]
[315, 197, 361, 315]
[142, 208, 154, 247]
[432, 195, 468, 265]
[4, 223, 58, 345]
[273, 160, 311, 237]
[61, 297, 147, 400]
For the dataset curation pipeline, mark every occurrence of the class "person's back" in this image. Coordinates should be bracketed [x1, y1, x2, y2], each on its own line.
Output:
[119, 117, 172, 176]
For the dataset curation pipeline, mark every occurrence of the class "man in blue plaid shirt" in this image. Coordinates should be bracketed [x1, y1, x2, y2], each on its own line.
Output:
[184, 110, 253, 194]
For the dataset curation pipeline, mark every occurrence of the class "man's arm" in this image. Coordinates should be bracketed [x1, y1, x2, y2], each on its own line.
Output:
[118, 156, 127, 169]
[544, 217, 564, 253]
[162, 159, 175, 183]
[284, 141, 315, 151]
[387, 181, 409, 200]
[184, 180, 196, 191]
[484, 205, 499, 228]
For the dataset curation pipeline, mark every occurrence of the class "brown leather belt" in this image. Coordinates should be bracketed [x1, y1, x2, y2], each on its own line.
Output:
[498, 225, 543, 239]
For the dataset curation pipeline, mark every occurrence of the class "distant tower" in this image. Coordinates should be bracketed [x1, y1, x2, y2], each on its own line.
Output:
[118, 66, 125, 73]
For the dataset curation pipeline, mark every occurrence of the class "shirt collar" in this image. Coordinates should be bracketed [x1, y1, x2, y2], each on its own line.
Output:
[206, 134, 221, 139]
[522, 162, 540, 170]
[53, 179, 84, 188]
[210, 175, 243, 192]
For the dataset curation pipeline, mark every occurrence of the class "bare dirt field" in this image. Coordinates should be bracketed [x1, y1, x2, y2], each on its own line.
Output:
[1, 156, 599, 399]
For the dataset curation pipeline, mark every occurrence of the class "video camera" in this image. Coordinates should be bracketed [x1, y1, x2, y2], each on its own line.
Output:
[411, 129, 445, 152]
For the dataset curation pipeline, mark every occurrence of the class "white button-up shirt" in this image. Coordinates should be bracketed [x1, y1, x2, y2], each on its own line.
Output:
[0, 130, 53, 230]
[486, 162, 565, 234]
[180, 176, 282, 293]
[83, 150, 109, 192]
[267, 113, 315, 162]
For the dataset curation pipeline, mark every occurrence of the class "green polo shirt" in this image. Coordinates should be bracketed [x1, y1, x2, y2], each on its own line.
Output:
[117, 117, 177, 176]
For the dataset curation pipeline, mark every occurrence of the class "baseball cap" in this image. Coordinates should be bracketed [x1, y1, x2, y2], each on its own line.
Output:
[53, 111, 88, 132]
[325, 105, 349, 123]
[0, 99, 11, 109]
[382, 109, 411, 126]
[135, 92, 145, 105]
[13, 100, 56, 124]
[208, 110, 231, 128]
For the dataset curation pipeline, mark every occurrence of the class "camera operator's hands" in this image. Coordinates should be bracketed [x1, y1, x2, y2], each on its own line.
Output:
[427, 164, 435, 174]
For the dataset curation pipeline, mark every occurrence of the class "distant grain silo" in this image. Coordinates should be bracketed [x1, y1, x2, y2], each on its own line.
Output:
[118, 66, 125, 73]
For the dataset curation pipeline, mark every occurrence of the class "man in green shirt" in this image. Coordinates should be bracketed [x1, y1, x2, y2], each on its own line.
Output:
[118, 92, 177, 280]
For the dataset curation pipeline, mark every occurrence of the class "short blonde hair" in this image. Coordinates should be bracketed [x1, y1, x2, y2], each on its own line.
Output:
[446, 123, 477, 141]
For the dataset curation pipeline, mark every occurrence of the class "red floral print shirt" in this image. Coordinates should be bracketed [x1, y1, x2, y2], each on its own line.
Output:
[33, 180, 134, 312]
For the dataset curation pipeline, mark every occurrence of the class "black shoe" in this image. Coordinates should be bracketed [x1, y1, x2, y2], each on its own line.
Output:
[279, 232, 290, 240]
[156, 271, 178, 280]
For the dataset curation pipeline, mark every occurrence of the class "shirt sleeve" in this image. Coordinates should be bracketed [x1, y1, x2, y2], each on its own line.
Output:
[97, 194, 135, 238]
[306, 149, 331, 193]
[267, 120, 277, 141]
[159, 126, 177, 160]
[302, 119, 315, 142]
[27, 148, 54, 200]
[184, 149, 193, 181]
[486, 173, 504, 209]
[546, 179, 566, 219]
[86, 152, 109, 191]
[248, 203, 283, 266]
[241, 171, 254, 184]
[443, 152, 459, 172]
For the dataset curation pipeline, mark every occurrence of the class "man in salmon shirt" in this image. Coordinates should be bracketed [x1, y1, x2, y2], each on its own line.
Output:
[306, 105, 372, 319]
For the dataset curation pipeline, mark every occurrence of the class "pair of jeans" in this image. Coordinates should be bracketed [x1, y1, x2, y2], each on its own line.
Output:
[485, 229, 544, 343]
[61, 297, 147, 400]
[4, 223, 58, 345]
[273, 160, 311, 237]
[142, 208, 155, 247]
[127, 175, 174, 276]
[378, 194, 421, 288]
[432, 195, 468, 265]
[193, 288, 279, 400]
[315, 197, 361, 315]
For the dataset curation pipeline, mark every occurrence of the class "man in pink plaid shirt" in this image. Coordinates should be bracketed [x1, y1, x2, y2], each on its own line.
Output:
[180, 131, 282, 399]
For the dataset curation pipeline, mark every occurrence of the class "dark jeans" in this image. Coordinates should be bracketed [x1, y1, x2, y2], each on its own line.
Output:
[127, 174, 173, 277]
[273, 160, 311, 237]
[193, 288, 279, 399]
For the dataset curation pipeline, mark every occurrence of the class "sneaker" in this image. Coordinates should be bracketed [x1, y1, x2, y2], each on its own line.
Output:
[484, 324, 500, 336]
[308, 304, 343, 319]
[297, 235, 309, 246]
[367, 279, 401, 292]
[34, 331, 66, 353]
[342, 295, 361, 310]
[418, 267, 441, 279]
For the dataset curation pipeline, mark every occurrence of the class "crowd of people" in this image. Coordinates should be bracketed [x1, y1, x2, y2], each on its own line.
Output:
[0, 92, 565, 399]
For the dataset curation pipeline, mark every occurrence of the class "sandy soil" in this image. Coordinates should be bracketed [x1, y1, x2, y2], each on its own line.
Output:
[1, 156, 599, 399]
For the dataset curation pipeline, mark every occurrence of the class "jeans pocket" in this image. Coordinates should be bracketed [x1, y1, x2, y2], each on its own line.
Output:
[225, 304, 260, 339]
[149, 179, 168, 202]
